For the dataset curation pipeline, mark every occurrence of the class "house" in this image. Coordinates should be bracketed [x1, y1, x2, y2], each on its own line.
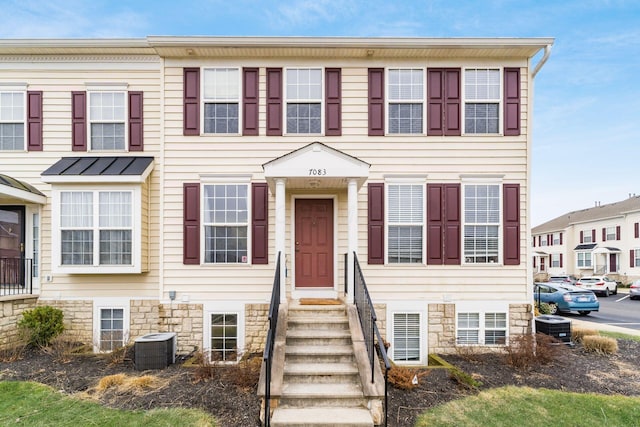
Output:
[0, 36, 554, 367]
[532, 196, 640, 283]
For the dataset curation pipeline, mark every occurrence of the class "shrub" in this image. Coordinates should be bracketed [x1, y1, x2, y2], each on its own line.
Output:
[535, 302, 552, 315]
[503, 333, 564, 369]
[223, 354, 262, 390]
[17, 306, 65, 348]
[582, 335, 618, 354]
[388, 364, 430, 390]
[571, 328, 599, 344]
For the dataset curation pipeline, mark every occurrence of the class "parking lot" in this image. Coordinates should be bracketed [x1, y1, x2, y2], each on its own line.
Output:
[561, 290, 640, 331]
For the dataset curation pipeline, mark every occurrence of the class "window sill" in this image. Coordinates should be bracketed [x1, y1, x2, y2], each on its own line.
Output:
[53, 265, 142, 274]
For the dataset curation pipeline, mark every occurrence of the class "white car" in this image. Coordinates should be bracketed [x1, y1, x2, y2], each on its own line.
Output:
[576, 276, 618, 297]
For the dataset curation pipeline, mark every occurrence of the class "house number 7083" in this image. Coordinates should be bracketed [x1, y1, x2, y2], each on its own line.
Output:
[308, 168, 327, 176]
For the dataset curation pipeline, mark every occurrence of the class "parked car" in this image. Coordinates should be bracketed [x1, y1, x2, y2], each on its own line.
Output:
[630, 279, 640, 300]
[548, 275, 578, 286]
[534, 282, 599, 316]
[575, 276, 618, 297]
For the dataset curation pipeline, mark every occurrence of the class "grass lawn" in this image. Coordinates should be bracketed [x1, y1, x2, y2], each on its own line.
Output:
[0, 381, 216, 427]
[416, 386, 640, 427]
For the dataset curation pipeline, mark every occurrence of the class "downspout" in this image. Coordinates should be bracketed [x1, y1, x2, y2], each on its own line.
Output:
[532, 44, 552, 79]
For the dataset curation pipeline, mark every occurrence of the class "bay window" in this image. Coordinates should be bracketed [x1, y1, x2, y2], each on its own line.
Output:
[577, 251, 592, 268]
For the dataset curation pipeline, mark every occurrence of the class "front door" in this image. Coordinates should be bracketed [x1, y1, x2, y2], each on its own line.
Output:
[295, 199, 334, 288]
[609, 253, 618, 273]
[0, 207, 25, 285]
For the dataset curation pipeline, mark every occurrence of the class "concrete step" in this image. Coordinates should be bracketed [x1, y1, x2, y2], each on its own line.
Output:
[285, 344, 355, 363]
[284, 362, 359, 383]
[286, 329, 352, 346]
[288, 305, 347, 317]
[287, 316, 349, 330]
[280, 383, 367, 407]
[271, 407, 373, 427]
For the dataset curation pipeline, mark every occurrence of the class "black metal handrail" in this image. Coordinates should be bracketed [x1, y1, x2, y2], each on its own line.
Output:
[0, 257, 33, 296]
[262, 251, 281, 427]
[353, 252, 391, 427]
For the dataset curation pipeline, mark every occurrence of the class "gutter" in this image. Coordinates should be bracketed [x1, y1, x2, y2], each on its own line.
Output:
[532, 44, 553, 78]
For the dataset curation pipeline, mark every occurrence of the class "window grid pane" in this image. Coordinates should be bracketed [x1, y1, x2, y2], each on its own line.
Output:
[203, 184, 248, 264]
[286, 68, 322, 101]
[393, 313, 420, 361]
[388, 103, 423, 134]
[0, 123, 25, 150]
[286, 103, 321, 134]
[465, 103, 499, 134]
[203, 68, 240, 100]
[204, 103, 239, 134]
[100, 308, 124, 352]
[210, 313, 238, 362]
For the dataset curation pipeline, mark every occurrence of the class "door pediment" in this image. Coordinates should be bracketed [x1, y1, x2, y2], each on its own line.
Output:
[262, 142, 369, 190]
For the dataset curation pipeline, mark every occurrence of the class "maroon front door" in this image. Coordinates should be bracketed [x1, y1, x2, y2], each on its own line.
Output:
[609, 253, 617, 273]
[0, 207, 25, 285]
[295, 199, 334, 288]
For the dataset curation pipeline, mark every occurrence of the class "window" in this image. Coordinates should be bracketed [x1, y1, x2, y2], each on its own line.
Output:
[583, 229, 593, 243]
[89, 91, 126, 150]
[463, 184, 500, 263]
[457, 312, 506, 345]
[551, 253, 560, 268]
[203, 184, 249, 263]
[632, 249, 640, 268]
[577, 251, 592, 268]
[0, 90, 25, 150]
[100, 308, 124, 351]
[286, 68, 322, 134]
[392, 313, 420, 362]
[539, 236, 548, 247]
[210, 313, 238, 362]
[388, 69, 423, 134]
[387, 183, 424, 263]
[605, 226, 616, 241]
[553, 232, 561, 245]
[464, 69, 500, 134]
[203, 68, 240, 134]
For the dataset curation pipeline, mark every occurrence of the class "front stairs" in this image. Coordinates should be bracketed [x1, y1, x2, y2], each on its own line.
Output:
[259, 301, 385, 427]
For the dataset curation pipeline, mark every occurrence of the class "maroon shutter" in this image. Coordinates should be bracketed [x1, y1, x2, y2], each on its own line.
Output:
[27, 91, 43, 151]
[266, 68, 282, 136]
[443, 69, 461, 136]
[183, 68, 200, 136]
[183, 183, 200, 265]
[368, 68, 384, 136]
[547, 234, 551, 246]
[592, 229, 596, 242]
[427, 184, 443, 264]
[602, 228, 606, 241]
[533, 257, 537, 268]
[635, 222, 639, 238]
[427, 69, 444, 136]
[559, 253, 563, 268]
[580, 231, 584, 243]
[504, 68, 521, 136]
[616, 225, 621, 240]
[427, 69, 460, 136]
[443, 184, 461, 264]
[71, 91, 87, 151]
[243, 68, 259, 136]
[252, 183, 268, 265]
[631, 250, 635, 268]
[325, 68, 342, 136]
[503, 183, 520, 265]
[559, 232, 563, 245]
[368, 183, 384, 264]
[128, 91, 143, 151]
[533, 237, 536, 247]
[538, 235, 542, 246]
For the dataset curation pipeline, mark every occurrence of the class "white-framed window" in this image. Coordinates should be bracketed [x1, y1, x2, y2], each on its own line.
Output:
[463, 183, 500, 264]
[464, 68, 501, 134]
[202, 68, 240, 134]
[285, 68, 322, 134]
[88, 91, 127, 150]
[392, 312, 421, 362]
[210, 313, 238, 362]
[387, 68, 424, 134]
[386, 182, 424, 264]
[577, 251, 592, 268]
[93, 298, 130, 353]
[539, 236, 547, 247]
[457, 311, 507, 345]
[582, 229, 593, 243]
[552, 232, 561, 245]
[0, 89, 25, 150]
[551, 253, 560, 268]
[633, 249, 640, 268]
[51, 185, 142, 274]
[202, 182, 249, 264]
[605, 226, 616, 241]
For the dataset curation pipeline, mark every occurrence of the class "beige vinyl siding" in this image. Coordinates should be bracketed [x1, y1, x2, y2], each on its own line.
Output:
[160, 58, 531, 304]
[0, 55, 162, 299]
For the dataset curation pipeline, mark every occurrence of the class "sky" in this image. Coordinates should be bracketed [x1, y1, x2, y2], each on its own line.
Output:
[0, 0, 638, 226]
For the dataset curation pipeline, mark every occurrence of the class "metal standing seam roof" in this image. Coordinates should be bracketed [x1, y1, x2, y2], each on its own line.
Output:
[0, 174, 45, 196]
[41, 156, 154, 177]
[532, 196, 640, 234]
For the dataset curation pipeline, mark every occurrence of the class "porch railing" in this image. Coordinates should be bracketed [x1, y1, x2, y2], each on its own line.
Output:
[353, 252, 390, 427]
[262, 251, 281, 427]
[0, 257, 33, 296]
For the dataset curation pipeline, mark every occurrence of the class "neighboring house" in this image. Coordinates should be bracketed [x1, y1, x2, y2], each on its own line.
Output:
[0, 36, 553, 366]
[532, 196, 640, 283]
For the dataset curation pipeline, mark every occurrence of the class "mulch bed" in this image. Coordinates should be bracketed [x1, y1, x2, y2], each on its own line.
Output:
[1, 339, 639, 427]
